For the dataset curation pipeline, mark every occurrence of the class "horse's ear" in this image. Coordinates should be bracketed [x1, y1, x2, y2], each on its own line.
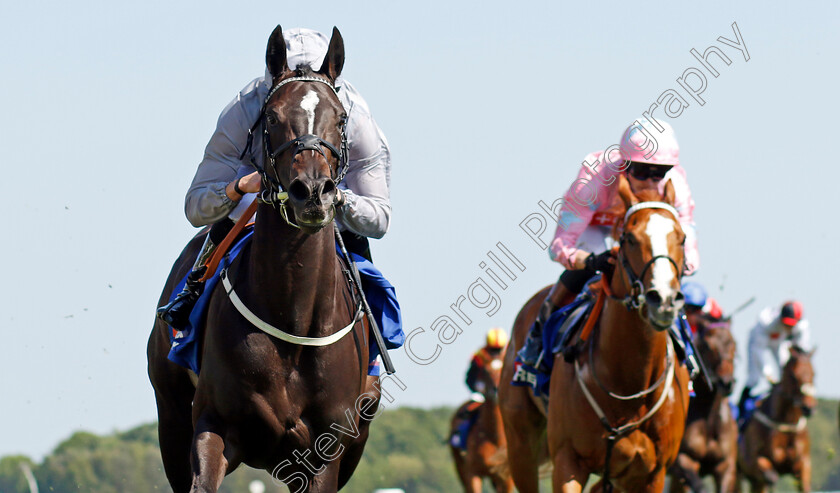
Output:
[318, 27, 345, 81]
[266, 25, 289, 79]
[617, 173, 638, 210]
[662, 179, 676, 206]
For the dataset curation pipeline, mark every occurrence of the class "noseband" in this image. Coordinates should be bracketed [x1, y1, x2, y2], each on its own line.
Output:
[615, 202, 683, 311]
[239, 75, 350, 226]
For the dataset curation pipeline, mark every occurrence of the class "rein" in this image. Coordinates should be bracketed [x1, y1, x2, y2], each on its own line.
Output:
[752, 410, 807, 433]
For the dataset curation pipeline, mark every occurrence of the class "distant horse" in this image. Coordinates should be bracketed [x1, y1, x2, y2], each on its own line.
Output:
[669, 320, 738, 492]
[148, 26, 379, 493]
[738, 346, 815, 493]
[500, 177, 691, 493]
[450, 347, 514, 493]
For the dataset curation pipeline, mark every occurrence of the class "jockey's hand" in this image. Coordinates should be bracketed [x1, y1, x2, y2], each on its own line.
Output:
[585, 250, 616, 273]
[570, 250, 591, 270]
[226, 171, 262, 200]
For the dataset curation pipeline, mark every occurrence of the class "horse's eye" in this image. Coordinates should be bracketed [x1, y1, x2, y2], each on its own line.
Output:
[266, 114, 278, 126]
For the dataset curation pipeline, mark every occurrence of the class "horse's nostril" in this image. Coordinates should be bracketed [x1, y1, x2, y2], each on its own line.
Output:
[645, 290, 662, 306]
[321, 179, 336, 196]
[288, 180, 311, 202]
[674, 291, 685, 303]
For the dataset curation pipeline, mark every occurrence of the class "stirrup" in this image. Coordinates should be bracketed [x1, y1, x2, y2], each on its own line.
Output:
[156, 234, 217, 329]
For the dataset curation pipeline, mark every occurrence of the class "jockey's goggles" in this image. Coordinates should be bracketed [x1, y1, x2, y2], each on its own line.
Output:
[626, 162, 674, 182]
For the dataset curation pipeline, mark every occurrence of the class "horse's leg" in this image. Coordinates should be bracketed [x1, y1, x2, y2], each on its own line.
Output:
[643, 470, 667, 493]
[190, 414, 236, 493]
[797, 455, 812, 493]
[490, 472, 515, 493]
[148, 325, 195, 493]
[467, 475, 483, 493]
[755, 456, 778, 487]
[668, 453, 702, 493]
[306, 463, 341, 493]
[498, 383, 544, 493]
[498, 289, 549, 493]
[337, 375, 380, 489]
[154, 386, 194, 493]
[716, 456, 738, 493]
[551, 449, 589, 493]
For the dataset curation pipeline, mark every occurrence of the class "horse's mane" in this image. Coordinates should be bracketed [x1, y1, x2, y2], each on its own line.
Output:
[293, 65, 316, 77]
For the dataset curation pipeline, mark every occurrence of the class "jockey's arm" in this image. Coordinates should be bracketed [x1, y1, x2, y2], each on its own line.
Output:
[548, 156, 604, 270]
[791, 319, 812, 351]
[335, 103, 391, 239]
[185, 81, 262, 227]
[745, 323, 768, 389]
[667, 168, 699, 275]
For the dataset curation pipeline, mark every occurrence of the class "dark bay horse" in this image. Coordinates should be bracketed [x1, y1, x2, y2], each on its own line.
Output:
[669, 320, 738, 493]
[738, 346, 815, 493]
[450, 347, 514, 493]
[500, 177, 691, 492]
[148, 26, 379, 493]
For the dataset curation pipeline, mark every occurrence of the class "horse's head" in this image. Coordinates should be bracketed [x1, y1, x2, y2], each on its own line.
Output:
[475, 347, 506, 400]
[780, 345, 817, 417]
[613, 174, 686, 330]
[696, 320, 736, 395]
[261, 26, 347, 233]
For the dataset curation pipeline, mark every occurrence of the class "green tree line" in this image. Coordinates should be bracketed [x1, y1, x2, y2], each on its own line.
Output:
[1, 401, 838, 492]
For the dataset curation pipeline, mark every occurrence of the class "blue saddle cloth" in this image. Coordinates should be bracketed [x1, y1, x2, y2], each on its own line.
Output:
[736, 392, 766, 433]
[166, 229, 404, 376]
[449, 403, 482, 451]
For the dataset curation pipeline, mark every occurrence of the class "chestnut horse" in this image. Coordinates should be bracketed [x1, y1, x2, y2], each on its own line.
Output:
[738, 346, 815, 493]
[450, 347, 514, 493]
[500, 178, 691, 492]
[147, 26, 379, 493]
[669, 319, 738, 493]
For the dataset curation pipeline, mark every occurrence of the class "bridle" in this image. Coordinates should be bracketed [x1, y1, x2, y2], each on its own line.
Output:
[613, 202, 684, 313]
[239, 74, 349, 228]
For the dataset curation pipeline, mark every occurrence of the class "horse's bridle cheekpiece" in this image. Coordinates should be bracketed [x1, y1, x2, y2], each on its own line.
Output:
[239, 75, 349, 228]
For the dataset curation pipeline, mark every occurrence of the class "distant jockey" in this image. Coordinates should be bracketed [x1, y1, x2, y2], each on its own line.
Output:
[682, 281, 723, 334]
[738, 301, 812, 418]
[466, 327, 508, 400]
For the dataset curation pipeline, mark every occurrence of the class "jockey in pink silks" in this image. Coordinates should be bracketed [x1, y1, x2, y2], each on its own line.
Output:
[517, 117, 700, 370]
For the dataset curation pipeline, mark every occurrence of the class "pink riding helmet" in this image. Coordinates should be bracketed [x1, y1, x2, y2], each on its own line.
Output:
[620, 117, 680, 166]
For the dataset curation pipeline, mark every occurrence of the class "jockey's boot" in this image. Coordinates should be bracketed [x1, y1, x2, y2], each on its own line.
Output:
[156, 235, 216, 330]
[517, 280, 576, 370]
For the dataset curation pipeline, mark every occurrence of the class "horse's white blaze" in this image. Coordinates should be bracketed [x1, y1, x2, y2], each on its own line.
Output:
[645, 214, 676, 298]
[300, 90, 320, 134]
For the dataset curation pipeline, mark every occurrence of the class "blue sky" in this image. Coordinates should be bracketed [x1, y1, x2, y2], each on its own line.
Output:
[1, 0, 839, 460]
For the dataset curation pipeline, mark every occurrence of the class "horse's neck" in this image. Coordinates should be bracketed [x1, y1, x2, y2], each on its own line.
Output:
[246, 210, 340, 333]
[594, 282, 670, 395]
[477, 393, 504, 444]
[768, 386, 802, 424]
[690, 384, 725, 425]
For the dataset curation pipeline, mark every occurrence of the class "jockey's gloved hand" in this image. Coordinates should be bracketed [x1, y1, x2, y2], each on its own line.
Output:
[585, 250, 615, 274]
